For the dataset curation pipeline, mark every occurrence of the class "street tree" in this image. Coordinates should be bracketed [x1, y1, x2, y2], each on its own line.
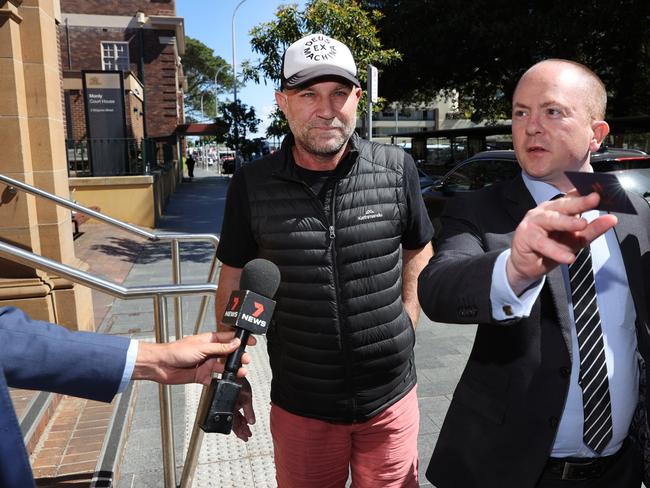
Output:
[265, 106, 289, 140]
[245, 0, 401, 137]
[220, 101, 261, 155]
[183, 37, 236, 121]
[359, 0, 650, 120]
[241, 137, 270, 161]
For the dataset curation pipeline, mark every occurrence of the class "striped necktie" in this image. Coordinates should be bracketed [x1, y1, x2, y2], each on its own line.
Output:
[569, 245, 613, 453]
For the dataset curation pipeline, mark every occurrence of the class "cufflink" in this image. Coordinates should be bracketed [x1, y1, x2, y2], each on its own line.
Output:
[502, 304, 514, 316]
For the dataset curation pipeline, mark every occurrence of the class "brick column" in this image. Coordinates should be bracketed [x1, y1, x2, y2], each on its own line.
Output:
[0, 0, 94, 330]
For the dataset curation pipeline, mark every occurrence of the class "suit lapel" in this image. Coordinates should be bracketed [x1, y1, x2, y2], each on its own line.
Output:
[503, 176, 573, 360]
[502, 175, 535, 226]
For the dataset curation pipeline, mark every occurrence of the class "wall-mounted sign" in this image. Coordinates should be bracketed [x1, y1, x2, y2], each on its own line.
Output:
[82, 71, 128, 176]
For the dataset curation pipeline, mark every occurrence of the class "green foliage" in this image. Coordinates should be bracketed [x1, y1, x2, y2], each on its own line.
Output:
[245, 0, 401, 137]
[241, 137, 270, 160]
[360, 0, 650, 121]
[220, 101, 261, 153]
[265, 106, 290, 139]
[183, 37, 235, 119]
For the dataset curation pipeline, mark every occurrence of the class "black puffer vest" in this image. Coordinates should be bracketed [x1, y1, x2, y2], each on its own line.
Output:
[241, 133, 416, 422]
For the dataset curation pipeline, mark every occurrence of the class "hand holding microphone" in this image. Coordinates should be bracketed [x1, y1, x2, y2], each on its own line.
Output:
[200, 258, 280, 435]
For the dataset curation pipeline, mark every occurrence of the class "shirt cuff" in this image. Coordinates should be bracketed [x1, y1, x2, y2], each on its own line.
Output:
[490, 249, 545, 321]
[118, 339, 139, 393]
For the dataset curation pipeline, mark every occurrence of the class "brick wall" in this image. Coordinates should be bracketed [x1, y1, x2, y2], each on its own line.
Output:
[143, 28, 180, 137]
[61, 0, 175, 17]
[59, 24, 182, 139]
[69, 91, 87, 140]
[60, 27, 139, 74]
[127, 94, 144, 140]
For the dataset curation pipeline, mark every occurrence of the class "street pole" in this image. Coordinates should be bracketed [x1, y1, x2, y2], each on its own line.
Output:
[136, 11, 148, 172]
[394, 102, 399, 136]
[214, 64, 229, 119]
[214, 65, 228, 175]
[367, 64, 378, 141]
[232, 0, 247, 171]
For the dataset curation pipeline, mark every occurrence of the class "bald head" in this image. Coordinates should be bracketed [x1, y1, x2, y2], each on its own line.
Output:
[514, 59, 607, 120]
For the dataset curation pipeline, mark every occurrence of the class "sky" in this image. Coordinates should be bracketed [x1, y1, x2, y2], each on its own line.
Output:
[177, 0, 308, 138]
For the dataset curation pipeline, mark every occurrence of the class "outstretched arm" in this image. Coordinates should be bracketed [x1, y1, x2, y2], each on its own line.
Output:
[506, 191, 616, 295]
[132, 330, 255, 386]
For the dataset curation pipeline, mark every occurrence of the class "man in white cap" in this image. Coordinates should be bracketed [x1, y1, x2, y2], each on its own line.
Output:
[215, 33, 433, 487]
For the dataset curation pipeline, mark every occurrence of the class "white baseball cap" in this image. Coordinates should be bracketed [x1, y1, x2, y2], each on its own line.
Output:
[281, 33, 360, 89]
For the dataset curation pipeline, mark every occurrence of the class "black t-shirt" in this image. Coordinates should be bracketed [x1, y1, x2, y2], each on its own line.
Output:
[217, 148, 434, 268]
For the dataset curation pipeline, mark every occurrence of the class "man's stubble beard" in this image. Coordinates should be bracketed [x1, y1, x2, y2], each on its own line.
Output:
[292, 117, 356, 157]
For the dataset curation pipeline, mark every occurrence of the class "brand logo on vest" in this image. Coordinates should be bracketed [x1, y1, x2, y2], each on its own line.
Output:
[358, 209, 384, 221]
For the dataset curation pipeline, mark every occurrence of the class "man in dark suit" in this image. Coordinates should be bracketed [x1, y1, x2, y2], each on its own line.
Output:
[0, 306, 254, 487]
[418, 59, 650, 487]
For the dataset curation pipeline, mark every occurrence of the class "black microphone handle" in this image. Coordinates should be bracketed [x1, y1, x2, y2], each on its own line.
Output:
[223, 328, 251, 378]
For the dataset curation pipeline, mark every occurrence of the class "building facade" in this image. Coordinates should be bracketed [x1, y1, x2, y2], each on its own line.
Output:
[367, 95, 458, 145]
[59, 0, 186, 176]
[0, 0, 94, 329]
[0, 0, 187, 329]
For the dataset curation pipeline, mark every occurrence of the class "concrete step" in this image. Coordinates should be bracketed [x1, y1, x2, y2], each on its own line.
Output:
[22, 382, 137, 487]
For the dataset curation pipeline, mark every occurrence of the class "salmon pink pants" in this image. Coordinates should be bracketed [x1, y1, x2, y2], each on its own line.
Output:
[270, 387, 419, 488]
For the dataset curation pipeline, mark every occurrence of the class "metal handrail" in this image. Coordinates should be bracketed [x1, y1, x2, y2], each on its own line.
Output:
[0, 173, 220, 336]
[0, 174, 224, 487]
[0, 240, 219, 487]
[0, 174, 155, 239]
[0, 240, 217, 299]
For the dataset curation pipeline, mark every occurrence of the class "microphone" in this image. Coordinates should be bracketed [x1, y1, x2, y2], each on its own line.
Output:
[200, 258, 281, 434]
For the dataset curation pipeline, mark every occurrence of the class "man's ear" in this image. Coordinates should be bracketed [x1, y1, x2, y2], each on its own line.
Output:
[275, 90, 288, 114]
[590, 120, 610, 152]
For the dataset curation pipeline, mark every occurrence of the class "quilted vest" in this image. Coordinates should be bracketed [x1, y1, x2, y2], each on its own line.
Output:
[242, 133, 416, 422]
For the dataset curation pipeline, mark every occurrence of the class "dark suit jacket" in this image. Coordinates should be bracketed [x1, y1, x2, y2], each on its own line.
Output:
[0, 307, 130, 488]
[418, 175, 650, 488]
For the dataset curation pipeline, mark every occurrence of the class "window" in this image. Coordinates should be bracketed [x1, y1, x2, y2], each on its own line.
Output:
[444, 159, 519, 192]
[101, 42, 129, 71]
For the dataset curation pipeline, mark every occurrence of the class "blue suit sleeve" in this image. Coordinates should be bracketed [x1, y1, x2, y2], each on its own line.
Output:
[0, 307, 130, 403]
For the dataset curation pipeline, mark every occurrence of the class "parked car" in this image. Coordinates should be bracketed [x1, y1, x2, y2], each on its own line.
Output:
[418, 168, 438, 189]
[221, 154, 245, 175]
[422, 147, 650, 244]
[222, 155, 235, 174]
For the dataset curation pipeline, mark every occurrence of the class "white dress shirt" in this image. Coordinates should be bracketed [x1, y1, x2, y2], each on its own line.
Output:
[117, 340, 139, 392]
[490, 171, 639, 457]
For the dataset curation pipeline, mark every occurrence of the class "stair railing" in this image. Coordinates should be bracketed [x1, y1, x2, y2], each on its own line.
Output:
[0, 174, 226, 487]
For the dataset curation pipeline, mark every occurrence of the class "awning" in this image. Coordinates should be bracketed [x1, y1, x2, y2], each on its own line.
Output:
[174, 122, 226, 137]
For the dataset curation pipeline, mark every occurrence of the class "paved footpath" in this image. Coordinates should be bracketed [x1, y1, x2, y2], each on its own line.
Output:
[95, 166, 476, 487]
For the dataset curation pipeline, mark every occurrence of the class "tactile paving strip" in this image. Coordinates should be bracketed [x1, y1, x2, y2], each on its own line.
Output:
[184, 339, 276, 487]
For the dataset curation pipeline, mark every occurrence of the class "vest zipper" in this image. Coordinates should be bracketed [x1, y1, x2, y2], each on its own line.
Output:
[278, 169, 355, 419]
[329, 183, 356, 419]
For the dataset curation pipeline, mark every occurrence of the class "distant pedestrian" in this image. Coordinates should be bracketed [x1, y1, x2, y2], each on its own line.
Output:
[186, 154, 196, 180]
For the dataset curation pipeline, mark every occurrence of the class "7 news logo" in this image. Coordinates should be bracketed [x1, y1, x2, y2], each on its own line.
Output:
[224, 296, 268, 327]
